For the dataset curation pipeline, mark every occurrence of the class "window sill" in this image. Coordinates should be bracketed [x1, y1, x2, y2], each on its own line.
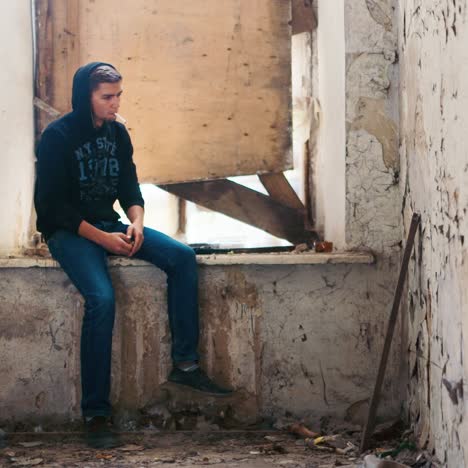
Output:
[0, 251, 374, 268]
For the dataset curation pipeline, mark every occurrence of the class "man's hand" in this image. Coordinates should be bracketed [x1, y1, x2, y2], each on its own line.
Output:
[78, 220, 136, 256]
[101, 232, 133, 256]
[126, 222, 144, 256]
[125, 205, 145, 256]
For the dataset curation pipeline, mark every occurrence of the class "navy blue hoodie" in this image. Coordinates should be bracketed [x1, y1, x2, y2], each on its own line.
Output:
[34, 62, 144, 240]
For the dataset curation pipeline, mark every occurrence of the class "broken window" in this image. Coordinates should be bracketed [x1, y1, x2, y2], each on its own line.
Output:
[34, 0, 317, 250]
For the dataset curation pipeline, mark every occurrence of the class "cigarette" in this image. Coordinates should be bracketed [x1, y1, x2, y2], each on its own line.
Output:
[114, 113, 127, 124]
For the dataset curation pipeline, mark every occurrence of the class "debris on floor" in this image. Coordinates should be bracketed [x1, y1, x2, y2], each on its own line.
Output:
[0, 431, 362, 467]
[288, 423, 320, 439]
[0, 415, 442, 468]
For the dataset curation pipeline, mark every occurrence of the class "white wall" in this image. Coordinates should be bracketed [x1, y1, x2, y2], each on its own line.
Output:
[399, 1, 468, 466]
[0, 1, 35, 255]
[316, 0, 346, 248]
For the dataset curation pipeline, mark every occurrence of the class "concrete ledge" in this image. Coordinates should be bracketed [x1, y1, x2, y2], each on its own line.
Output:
[0, 249, 399, 425]
[0, 251, 374, 268]
[197, 251, 375, 265]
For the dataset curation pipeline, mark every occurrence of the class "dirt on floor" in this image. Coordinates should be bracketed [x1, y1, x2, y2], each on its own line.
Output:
[0, 431, 362, 468]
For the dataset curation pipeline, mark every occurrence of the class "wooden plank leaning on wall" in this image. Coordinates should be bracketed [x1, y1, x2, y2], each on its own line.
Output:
[160, 179, 317, 245]
[35, 0, 80, 139]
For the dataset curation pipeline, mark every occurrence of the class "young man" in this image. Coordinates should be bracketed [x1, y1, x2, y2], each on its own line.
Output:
[35, 62, 231, 448]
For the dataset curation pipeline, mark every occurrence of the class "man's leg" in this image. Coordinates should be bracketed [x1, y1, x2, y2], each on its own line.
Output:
[47, 229, 116, 417]
[129, 226, 199, 363]
[125, 224, 231, 394]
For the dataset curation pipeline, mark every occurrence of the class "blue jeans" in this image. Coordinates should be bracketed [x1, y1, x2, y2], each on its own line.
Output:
[47, 221, 199, 417]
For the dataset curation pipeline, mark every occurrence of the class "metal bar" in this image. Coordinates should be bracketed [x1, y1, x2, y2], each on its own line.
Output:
[360, 213, 421, 452]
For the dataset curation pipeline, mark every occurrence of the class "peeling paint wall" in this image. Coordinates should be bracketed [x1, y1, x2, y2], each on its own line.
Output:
[309, 1, 404, 433]
[314, 0, 401, 254]
[0, 262, 401, 426]
[345, 0, 401, 254]
[399, 1, 468, 466]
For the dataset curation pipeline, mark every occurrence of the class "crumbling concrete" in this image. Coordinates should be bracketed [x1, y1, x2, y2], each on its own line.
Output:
[0, 257, 401, 428]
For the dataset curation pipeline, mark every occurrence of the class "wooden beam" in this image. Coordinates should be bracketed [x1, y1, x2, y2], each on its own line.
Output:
[177, 198, 187, 236]
[258, 173, 305, 212]
[35, 0, 81, 137]
[34, 0, 53, 138]
[159, 180, 318, 245]
[292, 0, 317, 35]
[303, 140, 315, 229]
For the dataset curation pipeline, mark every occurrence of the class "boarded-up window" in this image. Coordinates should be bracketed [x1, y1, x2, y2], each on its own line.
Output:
[36, 0, 293, 184]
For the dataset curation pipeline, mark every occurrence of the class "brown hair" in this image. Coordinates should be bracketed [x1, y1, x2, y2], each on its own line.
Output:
[89, 65, 122, 92]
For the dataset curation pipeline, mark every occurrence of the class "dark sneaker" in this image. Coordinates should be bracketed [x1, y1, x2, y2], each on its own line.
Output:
[168, 367, 233, 396]
[84, 416, 121, 449]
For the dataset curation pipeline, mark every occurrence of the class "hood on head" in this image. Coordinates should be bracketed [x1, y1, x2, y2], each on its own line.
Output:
[71, 61, 116, 132]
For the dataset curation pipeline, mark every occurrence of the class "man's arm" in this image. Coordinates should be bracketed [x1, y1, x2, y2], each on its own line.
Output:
[125, 205, 145, 256]
[35, 129, 84, 235]
[78, 220, 133, 256]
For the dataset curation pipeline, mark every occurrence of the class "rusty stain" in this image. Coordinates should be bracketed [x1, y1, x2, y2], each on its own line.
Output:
[0, 304, 49, 340]
[114, 279, 140, 407]
[111, 273, 165, 409]
[351, 97, 399, 171]
[198, 268, 261, 406]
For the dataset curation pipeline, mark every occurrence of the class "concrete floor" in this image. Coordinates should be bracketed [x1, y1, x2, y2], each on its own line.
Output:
[1, 431, 362, 467]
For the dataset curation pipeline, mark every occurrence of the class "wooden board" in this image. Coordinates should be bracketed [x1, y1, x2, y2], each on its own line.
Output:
[36, 0, 293, 184]
[35, 0, 81, 137]
[258, 172, 305, 211]
[160, 179, 317, 245]
[291, 0, 317, 35]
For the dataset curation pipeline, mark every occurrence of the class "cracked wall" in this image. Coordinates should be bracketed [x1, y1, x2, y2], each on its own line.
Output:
[0, 262, 401, 427]
[399, 1, 468, 466]
[311, 0, 404, 431]
[345, 0, 401, 254]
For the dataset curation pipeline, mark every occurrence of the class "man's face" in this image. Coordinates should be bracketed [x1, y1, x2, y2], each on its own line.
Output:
[90, 81, 123, 127]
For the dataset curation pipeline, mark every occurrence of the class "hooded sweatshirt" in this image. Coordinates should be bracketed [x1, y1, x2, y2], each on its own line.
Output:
[34, 62, 144, 240]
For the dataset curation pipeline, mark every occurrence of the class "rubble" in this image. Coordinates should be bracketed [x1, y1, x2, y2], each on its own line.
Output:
[141, 383, 259, 430]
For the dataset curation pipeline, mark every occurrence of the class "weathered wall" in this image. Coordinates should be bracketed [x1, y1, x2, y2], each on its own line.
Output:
[314, 0, 400, 254]
[345, 0, 400, 254]
[310, 1, 404, 433]
[0, 1, 35, 255]
[0, 259, 402, 427]
[399, 1, 468, 466]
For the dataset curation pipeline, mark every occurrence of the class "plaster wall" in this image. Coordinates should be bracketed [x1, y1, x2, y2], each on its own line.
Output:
[0, 260, 402, 426]
[314, 0, 400, 255]
[0, 1, 35, 255]
[399, 1, 468, 466]
[344, 0, 400, 254]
